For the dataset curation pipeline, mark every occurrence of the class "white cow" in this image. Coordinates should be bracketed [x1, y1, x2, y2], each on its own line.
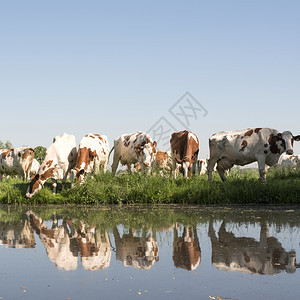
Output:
[28, 159, 40, 178]
[110, 131, 157, 175]
[26, 133, 77, 198]
[70, 133, 109, 185]
[0, 147, 35, 181]
[278, 154, 300, 170]
[208, 128, 300, 181]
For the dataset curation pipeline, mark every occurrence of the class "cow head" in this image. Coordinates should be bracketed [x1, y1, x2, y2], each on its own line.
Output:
[135, 141, 157, 171]
[26, 174, 43, 198]
[70, 168, 85, 186]
[282, 131, 297, 155]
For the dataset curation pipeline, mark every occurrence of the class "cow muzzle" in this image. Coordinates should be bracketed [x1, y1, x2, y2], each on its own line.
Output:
[286, 149, 294, 155]
[144, 162, 150, 167]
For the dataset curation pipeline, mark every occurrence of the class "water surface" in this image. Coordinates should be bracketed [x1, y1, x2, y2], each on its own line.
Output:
[0, 205, 299, 299]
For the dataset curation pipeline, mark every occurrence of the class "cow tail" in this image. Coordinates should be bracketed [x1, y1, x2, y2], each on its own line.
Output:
[108, 146, 115, 162]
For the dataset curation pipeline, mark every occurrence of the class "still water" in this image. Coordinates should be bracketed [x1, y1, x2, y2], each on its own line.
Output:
[0, 205, 299, 300]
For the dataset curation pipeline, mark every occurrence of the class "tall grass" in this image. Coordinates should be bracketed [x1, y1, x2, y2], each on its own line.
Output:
[1, 167, 300, 205]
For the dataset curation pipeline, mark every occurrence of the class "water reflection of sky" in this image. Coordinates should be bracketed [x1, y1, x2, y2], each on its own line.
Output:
[0, 206, 300, 299]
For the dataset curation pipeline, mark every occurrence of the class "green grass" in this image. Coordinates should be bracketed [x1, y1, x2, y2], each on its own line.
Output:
[1, 167, 300, 205]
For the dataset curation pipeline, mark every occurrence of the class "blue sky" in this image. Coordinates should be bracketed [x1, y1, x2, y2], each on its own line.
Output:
[1, 0, 299, 158]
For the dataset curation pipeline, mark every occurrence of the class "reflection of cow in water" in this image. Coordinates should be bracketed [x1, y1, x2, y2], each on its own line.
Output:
[208, 221, 300, 275]
[173, 225, 201, 271]
[76, 222, 111, 270]
[26, 211, 111, 271]
[0, 219, 35, 248]
[113, 227, 159, 270]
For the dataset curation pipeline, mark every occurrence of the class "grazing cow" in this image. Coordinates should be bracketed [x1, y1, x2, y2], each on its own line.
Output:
[278, 154, 300, 170]
[70, 133, 109, 185]
[173, 225, 201, 271]
[26, 133, 77, 198]
[113, 227, 159, 270]
[28, 159, 40, 178]
[170, 130, 199, 178]
[110, 131, 157, 175]
[152, 151, 172, 176]
[0, 147, 35, 181]
[208, 221, 300, 275]
[207, 128, 300, 181]
[197, 159, 207, 176]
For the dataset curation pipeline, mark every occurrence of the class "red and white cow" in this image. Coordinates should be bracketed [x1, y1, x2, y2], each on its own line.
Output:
[70, 133, 109, 185]
[0, 147, 35, 181]
[26, 133, 77, 198]
[278, 154, 300, 170]
[28, 158, 40, 178]
[170, 130, 199, 178]
[208, 221, 299, 275]
[113, 227, 159, 270]
[197, 159, 207, 176]
[110, 131, 157, 175]
[151, 151, 172, 176]
[208, 128, 300, 181]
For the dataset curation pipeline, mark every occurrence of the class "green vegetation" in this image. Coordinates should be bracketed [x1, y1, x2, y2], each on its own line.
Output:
[0, 140, 13, 149]
[34, 146, 47, 164]
[1, 167, 300, 205]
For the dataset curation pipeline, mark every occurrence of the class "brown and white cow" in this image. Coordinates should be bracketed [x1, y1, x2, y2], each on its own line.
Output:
[110, 131, 157, 175]
[278, 153, 300, 170]
[28, 158, 40, 178]
[173, 225, 201, 271]
[26, 133, 77, 198]
[0, 147, 35, 181]
[0, 219, 35, 249]
[208, 128, 300, 181]
[197, 159, 207, 176]
[208, 221, 299, 275]
[170, 130, 199, 178]
[70, 133, 109, 186]
[151, 151, 172, 176]
[113, 227, 159, 270]
[27, 211, 78, 270]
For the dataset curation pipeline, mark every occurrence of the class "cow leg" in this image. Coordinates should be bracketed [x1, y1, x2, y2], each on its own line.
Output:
[207, 158, 218, 181]
[52, 179, 57, 194]
[191, 160, 197, 176]
[102, 160, 108, 174]
[172, 160, 178, 179]
[216, 158, 233, 182]
[256, 155, 267, 180]
[111, 154, 120, 176]
[93, 161, 100, 177]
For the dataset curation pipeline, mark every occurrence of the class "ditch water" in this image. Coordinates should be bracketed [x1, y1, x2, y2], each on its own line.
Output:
[0, 205, 300, 300]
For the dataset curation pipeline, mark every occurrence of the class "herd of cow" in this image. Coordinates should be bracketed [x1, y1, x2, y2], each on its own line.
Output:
[0, 127, 299, 198]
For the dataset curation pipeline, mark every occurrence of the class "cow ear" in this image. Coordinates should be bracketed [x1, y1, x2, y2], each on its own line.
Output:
[35, 174, 40, 180]
[293, 135, 300, 141]
[153, 141, 157, 148]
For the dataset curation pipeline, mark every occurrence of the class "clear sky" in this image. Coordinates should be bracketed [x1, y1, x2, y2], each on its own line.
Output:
[1, 0, 299, 159]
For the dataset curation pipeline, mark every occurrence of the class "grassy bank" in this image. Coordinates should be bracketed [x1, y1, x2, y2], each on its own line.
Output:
[1, 168, 300, 205]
